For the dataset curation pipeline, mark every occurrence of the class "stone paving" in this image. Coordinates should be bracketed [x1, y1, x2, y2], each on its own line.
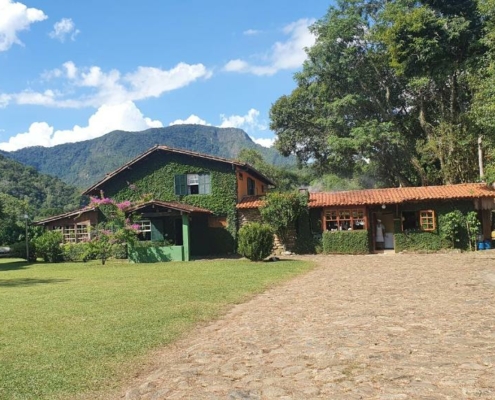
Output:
[122, 252, 495, 399]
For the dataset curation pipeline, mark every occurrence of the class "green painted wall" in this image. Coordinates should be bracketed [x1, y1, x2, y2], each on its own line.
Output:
[99, 151, 238, 255]
[128, 245, 184, 263]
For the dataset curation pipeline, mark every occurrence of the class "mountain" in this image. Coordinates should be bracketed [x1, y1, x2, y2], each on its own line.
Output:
[2, 125, 293, 189]
[0, 154, 82, 218]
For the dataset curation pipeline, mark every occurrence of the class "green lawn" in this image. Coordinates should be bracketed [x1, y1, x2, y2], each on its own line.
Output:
[0, 257, 312, 400]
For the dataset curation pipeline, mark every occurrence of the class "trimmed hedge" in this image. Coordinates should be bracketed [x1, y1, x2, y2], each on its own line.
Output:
[394, 232, 446, 253]
[322, 231, 370, 254]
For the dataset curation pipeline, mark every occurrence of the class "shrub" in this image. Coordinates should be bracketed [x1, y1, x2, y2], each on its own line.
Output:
[260, 192, 307, 250]
[111, 243, 128, 259]
[238, 223, 274, 261]
[61, 242, 96, 262]
[322, 231, 369, 254]
[34, 231, 63, 262]
[10, 240, 36, 261]
[394, 231, 446, 253]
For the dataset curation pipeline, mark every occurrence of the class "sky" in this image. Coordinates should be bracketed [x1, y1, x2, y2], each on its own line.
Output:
[0, 0, 331, 152]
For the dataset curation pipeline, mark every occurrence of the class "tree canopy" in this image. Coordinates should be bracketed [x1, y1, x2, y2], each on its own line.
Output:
[270, 0, 495, 186]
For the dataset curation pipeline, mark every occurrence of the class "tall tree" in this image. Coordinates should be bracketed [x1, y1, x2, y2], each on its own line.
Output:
[270, 0, 490, 186]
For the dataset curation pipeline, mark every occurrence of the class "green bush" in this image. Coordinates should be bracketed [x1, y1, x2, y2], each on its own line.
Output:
[237, 223, 274, 261]
[10, 240, 36, 261]
[61, 242, 97, 262]
[322, 231, 369, 254]
[34, 231, 64, 262]
[111, 243, 128, 259]
[394, 231, 446, 253]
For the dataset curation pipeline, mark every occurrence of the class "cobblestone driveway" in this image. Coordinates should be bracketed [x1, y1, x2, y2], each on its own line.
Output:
[123, 253, 495, 399]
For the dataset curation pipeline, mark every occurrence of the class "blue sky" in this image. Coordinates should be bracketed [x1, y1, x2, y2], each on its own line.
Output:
[0, 0, 331, 151]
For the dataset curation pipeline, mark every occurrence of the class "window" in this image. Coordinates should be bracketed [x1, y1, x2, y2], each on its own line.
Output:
[175, 174, 211, 195]
[76, 224, 89, 242]
[402, 210, 436, 231]
[63, 225, 76, 243]
[324, 209, 366, 231]
[247, 177, 256, 196]
[420, 210, 435, 231]
[135, 220, 152, 241]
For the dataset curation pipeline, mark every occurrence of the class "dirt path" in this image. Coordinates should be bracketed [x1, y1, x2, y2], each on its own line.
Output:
[122, 253, 495, 399]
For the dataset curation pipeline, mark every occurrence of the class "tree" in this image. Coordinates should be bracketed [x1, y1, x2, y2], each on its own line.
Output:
[87, 197, 139, 265]
[270, 0, 491, 186]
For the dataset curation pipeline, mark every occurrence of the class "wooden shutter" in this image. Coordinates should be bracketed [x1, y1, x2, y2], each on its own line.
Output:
[174, 174, 187, 195]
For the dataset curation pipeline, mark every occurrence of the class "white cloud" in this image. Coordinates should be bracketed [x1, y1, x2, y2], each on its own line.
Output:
[5, 61, 212, 108]
[0, 101, 163, 151]
[63, 61, 77, 79]
[220, 108, 266, 132]
[0, 93, 11, 107]
[243, 29, 261, 36]
[223, 18, 315, 76]
[125, 63, 212, 100]
[168, 108, 267, 132]
[169, 114, 210, 126]
[0, 0, 47, 51]
[250, 137, 274, 148]
[49, 18, 79, 42]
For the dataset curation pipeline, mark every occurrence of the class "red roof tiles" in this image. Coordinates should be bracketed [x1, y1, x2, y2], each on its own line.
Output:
[236, 183, 495, 209]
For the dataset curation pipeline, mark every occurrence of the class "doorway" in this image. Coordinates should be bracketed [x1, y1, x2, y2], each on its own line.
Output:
[373, 212, 395, 250]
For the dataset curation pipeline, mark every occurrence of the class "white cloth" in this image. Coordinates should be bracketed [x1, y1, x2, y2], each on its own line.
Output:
[376, 223, 384, 242]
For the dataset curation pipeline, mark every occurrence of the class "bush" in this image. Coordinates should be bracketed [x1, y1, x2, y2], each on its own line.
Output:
[322, 231, 369, 254]
[111, 243, 128, 259]
[237, 223, 274, 261]
[34, 231, 63, 262]
[10, 240, 36, 261]
[394, 231, 446, 253]
[61, 242, 97, 262]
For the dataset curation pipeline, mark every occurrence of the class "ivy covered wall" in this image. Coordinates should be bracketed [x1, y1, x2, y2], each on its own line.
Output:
[98, 151, 238, 255]
[395, 200, 475, 251]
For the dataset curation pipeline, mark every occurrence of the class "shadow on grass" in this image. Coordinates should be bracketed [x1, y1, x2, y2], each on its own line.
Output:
[0, 260, 35, 272]
[0, 278, 71, 288]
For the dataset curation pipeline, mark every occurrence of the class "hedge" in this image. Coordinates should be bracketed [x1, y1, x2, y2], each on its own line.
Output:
[322, 230, 370, 254]
[394, 231, 446, 253]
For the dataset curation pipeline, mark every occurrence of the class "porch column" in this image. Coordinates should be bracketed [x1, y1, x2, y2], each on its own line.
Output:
[182, 213, 190, 261]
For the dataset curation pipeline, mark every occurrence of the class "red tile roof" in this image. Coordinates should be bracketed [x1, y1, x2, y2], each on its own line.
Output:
[236, 183, 495, 209]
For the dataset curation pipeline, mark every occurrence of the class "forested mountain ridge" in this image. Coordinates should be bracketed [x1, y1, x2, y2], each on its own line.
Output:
[2, 125, 293, 189]
[0, 154, 82, 218]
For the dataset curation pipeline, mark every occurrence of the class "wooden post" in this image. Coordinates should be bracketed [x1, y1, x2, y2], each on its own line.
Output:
[182, 213, 190, 261]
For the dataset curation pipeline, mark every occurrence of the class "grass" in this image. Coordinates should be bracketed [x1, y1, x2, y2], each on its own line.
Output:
[0, 257, 313, 400]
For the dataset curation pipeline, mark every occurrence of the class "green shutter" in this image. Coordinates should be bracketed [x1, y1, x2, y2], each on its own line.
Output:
[174, 174, 187, 195]
[198, 174, 211, 194]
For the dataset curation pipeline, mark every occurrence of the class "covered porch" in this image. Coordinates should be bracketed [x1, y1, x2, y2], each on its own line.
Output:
[126, 200, 212, 262]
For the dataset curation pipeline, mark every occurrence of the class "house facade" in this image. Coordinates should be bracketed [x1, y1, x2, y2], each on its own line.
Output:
[238, 183, 495, 254]
[35, 145, 274, 261]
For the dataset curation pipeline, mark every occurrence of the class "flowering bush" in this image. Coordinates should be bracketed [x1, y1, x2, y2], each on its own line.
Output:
[88, 196, 139, 264]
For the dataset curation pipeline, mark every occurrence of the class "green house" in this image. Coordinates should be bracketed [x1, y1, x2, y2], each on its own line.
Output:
[36, 146, 275, 262]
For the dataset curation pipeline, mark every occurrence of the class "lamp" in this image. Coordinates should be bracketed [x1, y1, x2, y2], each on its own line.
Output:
[381, 204, 386, 209]
[23, 214, 29, 261]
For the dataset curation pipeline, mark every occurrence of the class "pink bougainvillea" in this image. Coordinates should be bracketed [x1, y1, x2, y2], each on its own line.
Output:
[116, 200, 132, 211]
